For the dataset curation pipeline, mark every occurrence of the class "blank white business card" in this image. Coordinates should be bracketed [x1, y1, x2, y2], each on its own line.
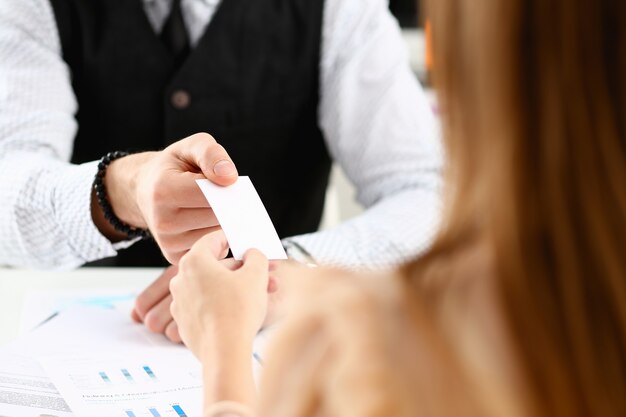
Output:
[195, 177, 287, 260]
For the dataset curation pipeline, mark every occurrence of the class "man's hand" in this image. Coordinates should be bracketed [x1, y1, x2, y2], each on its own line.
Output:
[93, 132, 238, 264]
[132, 265, 183, 342]
[133, 231, 284, 344]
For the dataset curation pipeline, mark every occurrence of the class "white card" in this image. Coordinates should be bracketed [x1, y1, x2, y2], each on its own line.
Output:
[196, 177, 287, 260]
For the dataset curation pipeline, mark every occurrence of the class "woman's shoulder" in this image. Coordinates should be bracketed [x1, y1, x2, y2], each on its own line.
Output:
[264, 264, 482, 417]
[283, 263, 407, 311]
[263, 266, 423, 416]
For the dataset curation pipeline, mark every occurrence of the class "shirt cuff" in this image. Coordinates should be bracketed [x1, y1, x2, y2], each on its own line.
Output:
[282, 238, 319, 267]
[49, 160, 127, 264]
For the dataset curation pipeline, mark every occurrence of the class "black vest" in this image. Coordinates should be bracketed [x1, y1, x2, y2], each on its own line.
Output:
[49, 0, 331, 266]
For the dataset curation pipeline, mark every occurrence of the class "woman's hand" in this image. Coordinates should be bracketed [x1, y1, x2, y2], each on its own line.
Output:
[169, 231, 270, 363]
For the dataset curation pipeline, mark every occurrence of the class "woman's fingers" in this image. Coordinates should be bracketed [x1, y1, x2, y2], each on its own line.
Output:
[243, 249, 269, 277]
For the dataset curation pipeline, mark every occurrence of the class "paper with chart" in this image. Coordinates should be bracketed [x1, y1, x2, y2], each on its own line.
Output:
[2, 302, 164, 417]
[38, 350, 203, 417]
[24, 306, 203, 417]
[196, 177, 287, 260]
[1, 305, 270, 417]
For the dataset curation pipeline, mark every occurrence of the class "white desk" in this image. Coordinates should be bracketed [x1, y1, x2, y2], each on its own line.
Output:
[0, 267, 162, 347]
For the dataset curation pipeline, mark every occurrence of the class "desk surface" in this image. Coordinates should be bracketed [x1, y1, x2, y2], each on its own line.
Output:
[0, 267, 162, 347]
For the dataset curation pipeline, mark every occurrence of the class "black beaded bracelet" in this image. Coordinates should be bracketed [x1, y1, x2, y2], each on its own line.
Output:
[94, 151, 151, 240]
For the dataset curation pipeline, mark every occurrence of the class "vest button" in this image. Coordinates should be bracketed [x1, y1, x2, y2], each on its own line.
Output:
[171, 90, 191, 109]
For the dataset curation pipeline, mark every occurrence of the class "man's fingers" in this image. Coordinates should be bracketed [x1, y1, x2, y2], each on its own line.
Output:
[134, 265, 178, 321]
[144, 294, 175, 334]
[173, 133, 238, 187]
[153, 207, 218, 235]
[131, 308, 142, 323]
[164, 171, 214, 208]
[164, 321, 182, 344]
[159, 226, 222, 254]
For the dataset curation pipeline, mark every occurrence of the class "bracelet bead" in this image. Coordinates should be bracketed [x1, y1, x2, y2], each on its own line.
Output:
[93, 151, 151, 240]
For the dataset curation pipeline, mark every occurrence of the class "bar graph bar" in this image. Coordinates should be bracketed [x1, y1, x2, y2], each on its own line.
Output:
[99, 371, 111, 383]
[143, 365, 157, 380]
[172, 405, 188, 417]
[125, 411, 137, 417]
[149, 408, 161, 417]
[121, 368, 134, 382]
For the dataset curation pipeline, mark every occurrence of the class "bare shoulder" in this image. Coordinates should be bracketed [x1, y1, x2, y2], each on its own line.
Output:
[278, 262, 407, 319]
[266, 264, 481, 416]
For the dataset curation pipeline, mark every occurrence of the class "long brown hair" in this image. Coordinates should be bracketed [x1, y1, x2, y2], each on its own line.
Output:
[409, 0, 626, 416]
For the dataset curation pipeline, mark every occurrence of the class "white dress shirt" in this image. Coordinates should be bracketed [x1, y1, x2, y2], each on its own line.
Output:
[0, 0, 443, 270]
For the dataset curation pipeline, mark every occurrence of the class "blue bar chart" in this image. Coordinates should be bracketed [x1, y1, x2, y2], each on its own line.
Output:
[122, 405, 188, 417]
[94, 366, 161, 386]
[121, 368, 134, 382]
[40, 349, 203, 417]
[143, 365, 157, 380]
[172, 404, 188, 417]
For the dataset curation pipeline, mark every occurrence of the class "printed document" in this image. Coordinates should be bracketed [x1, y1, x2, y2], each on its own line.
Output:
[0, 350, 73, 417]
[39, 349, 203, 417]
[1, 306, 270, 417]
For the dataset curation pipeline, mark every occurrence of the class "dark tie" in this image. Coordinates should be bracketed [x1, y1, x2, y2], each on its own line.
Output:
[160, 0, 190, 68]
